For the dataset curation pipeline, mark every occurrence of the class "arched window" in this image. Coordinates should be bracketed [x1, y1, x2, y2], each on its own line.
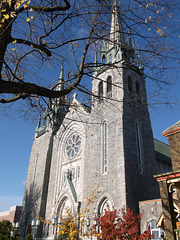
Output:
[107, 76, 112, 97]
[97, 197, 112, 234]
[128, 76, 132, 93]
[102, 55, 106, 64]
[103, 121, 107, 173]
[59, 197, 72, 217]
[98, 197, 112, 216]
[99, 81, 103, 99]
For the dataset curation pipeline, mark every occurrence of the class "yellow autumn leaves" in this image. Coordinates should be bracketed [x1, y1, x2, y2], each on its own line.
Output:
[58, 208, 79, 240]
[36, 187, 99, 240]
[15, 0, 31, 9]
[0, 0, 31, 25]
[143, 2, 172, 37]
[26, 16, 33, 22]
[1, 0, 31, 10]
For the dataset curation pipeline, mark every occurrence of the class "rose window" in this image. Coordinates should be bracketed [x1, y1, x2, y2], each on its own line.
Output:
[66, 134, 81, 158]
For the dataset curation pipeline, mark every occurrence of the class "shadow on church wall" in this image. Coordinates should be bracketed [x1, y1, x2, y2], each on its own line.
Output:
[19, 183, 41, 239]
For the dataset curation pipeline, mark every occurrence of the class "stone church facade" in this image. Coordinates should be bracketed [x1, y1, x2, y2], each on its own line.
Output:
[20, 1, 164, 239]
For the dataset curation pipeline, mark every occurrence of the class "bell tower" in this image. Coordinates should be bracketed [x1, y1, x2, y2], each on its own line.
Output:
[88, 0, 159, 212]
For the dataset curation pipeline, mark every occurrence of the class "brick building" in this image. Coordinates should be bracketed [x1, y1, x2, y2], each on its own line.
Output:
[155, 121, 180, 240]
[0, 206, 22, 223]
[139, 139, 172, 239]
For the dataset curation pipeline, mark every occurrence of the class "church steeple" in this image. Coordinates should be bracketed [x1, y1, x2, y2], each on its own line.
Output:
[54, 64, 66, 115]
[94, 51, 98, 66]
[128, 28, 132, 48]
[54, 64, 65, 108]
[98, 0, 126, 64]
[56, 65, 64, 91]
[138, 50, 144, 71]
[109, 0, 125, 49]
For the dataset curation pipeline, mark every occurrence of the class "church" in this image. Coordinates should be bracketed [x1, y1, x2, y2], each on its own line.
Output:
[20, 1, 171, 239]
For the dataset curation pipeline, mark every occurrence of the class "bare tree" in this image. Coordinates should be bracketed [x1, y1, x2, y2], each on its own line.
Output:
[0, 0, 179, 117]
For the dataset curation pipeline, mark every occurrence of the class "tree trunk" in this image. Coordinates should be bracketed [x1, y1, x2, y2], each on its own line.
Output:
[0, 2, 14, 80]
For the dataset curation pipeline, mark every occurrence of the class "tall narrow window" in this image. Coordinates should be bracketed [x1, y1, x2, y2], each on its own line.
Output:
[62, 171, 66, 183]
[103, 121, 107, 173]
[136, 122, 144, 174]
[99, 81, 103, 99]
[107, 76, 112, 97]
[76, 166, 80, 178]
[72, 168, 75, 180]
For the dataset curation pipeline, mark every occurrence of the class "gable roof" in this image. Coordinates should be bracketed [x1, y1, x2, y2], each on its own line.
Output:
[154, 138, 171, 163]
[162, 120, 180, 136]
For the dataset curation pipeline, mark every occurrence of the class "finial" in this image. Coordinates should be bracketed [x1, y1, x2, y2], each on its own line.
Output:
[109, 0, 125, 49]
[138, 50, 144, 70]
[94, 51, 98, 66]
[113, 0, 117, 7]
[101, 33, 107, 52]
[57, 64, 64, 92]
[59, 65, 64, 81]
[73, 92, 77, 102]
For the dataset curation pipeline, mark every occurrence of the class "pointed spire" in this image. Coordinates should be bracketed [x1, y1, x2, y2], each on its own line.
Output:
[101, 39, 107, 52]
[138, 50, 144, 70]
[101, 32, 108, 52]
[54, 64, 65, 111]
[57, 65, 64, 91]
[113, 0, 117, 6]
[94, 51, 98, 66]
[45, 101, 50, 126]
[109, 0, 125, 49]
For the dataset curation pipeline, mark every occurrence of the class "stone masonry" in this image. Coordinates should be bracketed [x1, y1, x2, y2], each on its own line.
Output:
[20, 1, 162, 239]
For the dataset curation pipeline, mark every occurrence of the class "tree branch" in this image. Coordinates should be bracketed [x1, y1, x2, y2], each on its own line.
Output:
[10, 38, 52, 57]
[0, 93, 29, 104]
[0, 20, 95, 101]
[0, 79, 65, 98]
[16, 0, 71, 14]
